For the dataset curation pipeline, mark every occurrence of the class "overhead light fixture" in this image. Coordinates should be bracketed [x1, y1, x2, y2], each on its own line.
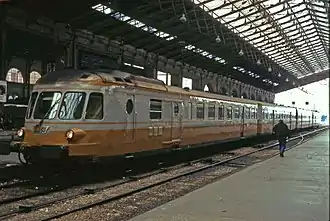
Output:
[268, 66, 272, 72]
[238, 49, 244, 56]
[178, 40, 186, 46]
[278, 73, 281, 77]
[215, 35, 221, 43]
[285, 78, 289, 82]
[180, 13, 187, 23]
[256, 59, 261, 65]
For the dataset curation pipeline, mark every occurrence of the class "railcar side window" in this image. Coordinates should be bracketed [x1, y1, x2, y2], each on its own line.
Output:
[218, 105, 224, 120]
[196, 102, 205, 119]
[27, 92, 38, 119]
[245, 107, 250, 119]
[59, 92, 86, 120]
[251, 108, 256, 119]
[234, 107, 240, 119]
[208, 104, 215, 119]
[174, 103, 179, 116]
[263, 109, 269, 120]
[227, 106, 232, 119]
[149, 99, 162, 119]
[33, 92, 62, 119]
[126, 99, 134, 114]
[85, 93, 104, 119]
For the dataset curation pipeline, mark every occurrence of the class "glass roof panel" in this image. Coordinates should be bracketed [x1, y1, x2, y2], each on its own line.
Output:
[192, 0, 329, 77]
[91, 4, 228, 66]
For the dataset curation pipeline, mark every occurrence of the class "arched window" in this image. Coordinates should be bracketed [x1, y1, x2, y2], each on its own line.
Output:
[30, 71, 41, 84]
[6, 68, 24, 83]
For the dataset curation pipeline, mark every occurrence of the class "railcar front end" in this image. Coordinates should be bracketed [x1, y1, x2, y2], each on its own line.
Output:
[12, 87, 107, 163]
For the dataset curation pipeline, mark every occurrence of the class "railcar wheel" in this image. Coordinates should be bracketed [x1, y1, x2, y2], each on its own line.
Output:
[18, 151, 42, 165]
[18, 151, 30, 164]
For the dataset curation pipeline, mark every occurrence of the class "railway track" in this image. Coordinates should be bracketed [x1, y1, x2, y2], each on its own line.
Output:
[0, 127, 326, 221]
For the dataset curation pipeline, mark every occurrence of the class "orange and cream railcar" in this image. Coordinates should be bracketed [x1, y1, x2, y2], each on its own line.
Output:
[10, 69, 318, 162]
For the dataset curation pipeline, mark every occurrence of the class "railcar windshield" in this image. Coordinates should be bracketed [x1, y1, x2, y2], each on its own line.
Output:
[58, 92, 86, 120]
[33, 92, 62, 119]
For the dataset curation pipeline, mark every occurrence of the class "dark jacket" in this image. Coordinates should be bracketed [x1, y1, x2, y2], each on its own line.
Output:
[273, 122, 290, 139]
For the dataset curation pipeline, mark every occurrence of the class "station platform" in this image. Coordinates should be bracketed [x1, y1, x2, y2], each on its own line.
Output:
[0, 153, 20, 165]
[129, 130, 329, 221]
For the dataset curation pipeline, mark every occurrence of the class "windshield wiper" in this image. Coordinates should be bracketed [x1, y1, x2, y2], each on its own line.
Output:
[36, 98, 61, 127]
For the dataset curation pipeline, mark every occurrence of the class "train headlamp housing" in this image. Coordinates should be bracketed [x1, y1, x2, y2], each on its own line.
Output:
[17, 128, 25, 138]
[65, 130, 74, 140]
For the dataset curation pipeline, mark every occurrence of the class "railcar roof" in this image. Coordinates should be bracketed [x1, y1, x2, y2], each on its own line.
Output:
[36, 69, 311, 111]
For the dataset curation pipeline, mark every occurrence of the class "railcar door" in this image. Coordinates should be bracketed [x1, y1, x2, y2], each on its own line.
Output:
[124, 95, 136, 142]
[289, 112, 292, 130]
[171, 102, 183, 143]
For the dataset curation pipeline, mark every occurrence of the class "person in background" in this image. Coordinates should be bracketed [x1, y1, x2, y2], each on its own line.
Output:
[272, 120, 290, 157]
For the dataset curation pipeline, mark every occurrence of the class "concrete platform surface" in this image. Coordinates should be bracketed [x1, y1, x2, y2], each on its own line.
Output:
[129, 130, 329, 221]
[0, 153, 20, 165]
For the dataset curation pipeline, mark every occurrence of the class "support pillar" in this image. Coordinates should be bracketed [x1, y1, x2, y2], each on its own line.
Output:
[24, 59, 31, 101]
[171, 73, 182, 87]
[0, 3, 7, 80]
[192, 77, 202, 90]
[0, 4, 7, 109]
[66, 34, 78, 69]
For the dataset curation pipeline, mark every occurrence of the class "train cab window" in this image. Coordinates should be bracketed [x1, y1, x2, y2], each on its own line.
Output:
[197, 102, 205, 119]
[245, 107, 250, 119]
[85, 93, 104, 119]
[227, 106, 233, 119]
[26, 92, 38, 119]
[59, 92, 86, 120]
[234, 107, 240, 119]
[33, 92, 62, 119]
[126, 99, 134, 114]
[208, 104, 215, 119]
[218, 105, 224, 120]
[149, 99, 162, 119]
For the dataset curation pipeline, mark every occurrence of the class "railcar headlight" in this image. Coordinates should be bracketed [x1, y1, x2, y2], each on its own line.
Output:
[17, 128, 24, 137]
[65, 130, 74, 140]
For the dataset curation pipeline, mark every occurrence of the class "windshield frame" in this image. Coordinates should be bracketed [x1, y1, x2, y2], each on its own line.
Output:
[26, 91, 39, 119]
[28, 90, 104, 121]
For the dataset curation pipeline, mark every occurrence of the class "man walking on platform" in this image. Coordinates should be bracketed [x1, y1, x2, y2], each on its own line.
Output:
[272, 120, 290, 157]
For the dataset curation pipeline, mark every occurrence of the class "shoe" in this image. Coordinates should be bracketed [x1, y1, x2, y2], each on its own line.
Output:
[280, 152, 284, 157]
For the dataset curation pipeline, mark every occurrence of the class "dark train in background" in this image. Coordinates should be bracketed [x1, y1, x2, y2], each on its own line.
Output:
[1, 69, 322, 163]
[1, 103, 27, 130]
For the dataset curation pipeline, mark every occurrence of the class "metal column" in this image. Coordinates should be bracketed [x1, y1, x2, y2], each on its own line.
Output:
[0, 3, 7, 80]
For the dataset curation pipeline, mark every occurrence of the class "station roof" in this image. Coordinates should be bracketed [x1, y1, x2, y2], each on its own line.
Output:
[5, 0, 330, 92]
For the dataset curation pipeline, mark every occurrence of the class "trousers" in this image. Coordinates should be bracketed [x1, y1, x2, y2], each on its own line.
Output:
[278, 138, 287, 153]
